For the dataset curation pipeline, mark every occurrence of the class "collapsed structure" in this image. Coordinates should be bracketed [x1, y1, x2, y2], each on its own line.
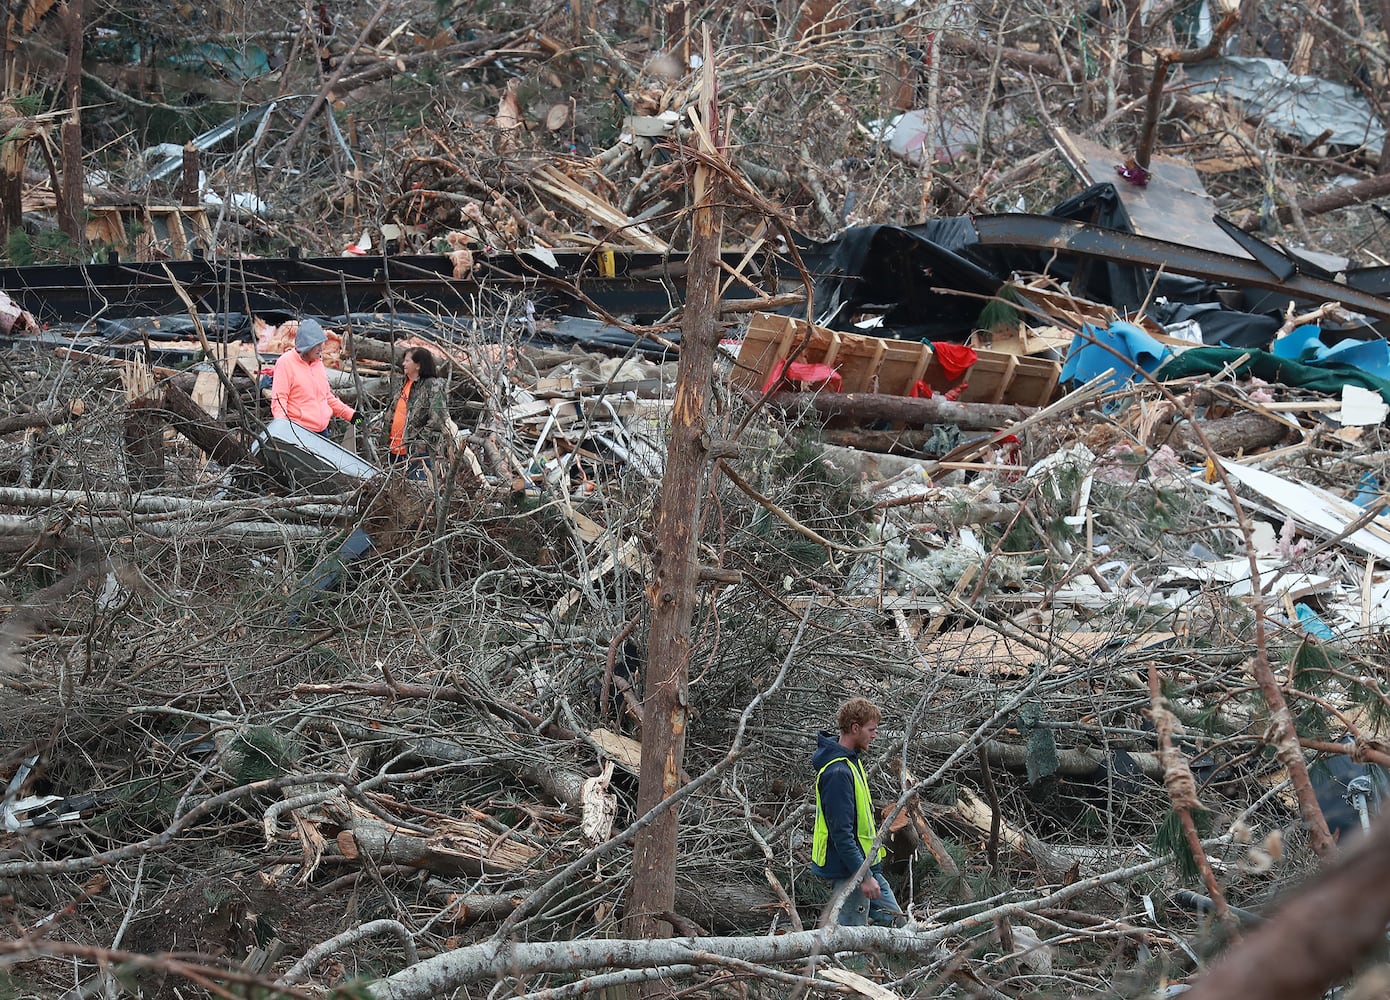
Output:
[5, 2, 1390, 996]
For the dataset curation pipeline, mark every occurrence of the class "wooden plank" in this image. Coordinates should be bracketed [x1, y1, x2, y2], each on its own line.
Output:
[835, 335, 887, 393]
[960, 350, 1017, 404]
[918, 626, 1177, 677]
[732, 313, 797, 389]
[733, 313, 846, 389]
[1049, 125, 1247, 258]
[1002, 354, 1060, 407]
[531, 165, 667, 252]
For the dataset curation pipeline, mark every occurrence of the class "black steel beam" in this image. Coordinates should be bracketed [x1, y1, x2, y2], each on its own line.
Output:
[0, 250, 768, 323]
[971, 214, 1390, 323]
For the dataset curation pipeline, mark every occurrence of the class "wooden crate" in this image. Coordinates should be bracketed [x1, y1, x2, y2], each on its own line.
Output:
[958, 351, 1017, 404]
[1006, 354, 1061, 406]
[833, 334, 888, 393]
[86, 205, 214, 261]
[733, 312, 932, 395]
[732, 314, 842, 388]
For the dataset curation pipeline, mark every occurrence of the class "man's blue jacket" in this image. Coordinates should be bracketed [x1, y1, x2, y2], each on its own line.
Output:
[811, 730, 875, 879]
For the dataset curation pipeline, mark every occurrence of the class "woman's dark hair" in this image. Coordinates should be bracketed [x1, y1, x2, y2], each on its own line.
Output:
[409, 347, 438, 379]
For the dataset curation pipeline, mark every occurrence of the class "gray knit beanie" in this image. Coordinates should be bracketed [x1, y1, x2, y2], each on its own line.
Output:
[295, 317, 327, 354]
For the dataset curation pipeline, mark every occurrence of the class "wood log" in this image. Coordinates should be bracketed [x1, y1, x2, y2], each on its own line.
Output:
[0, 404, 77, 436]
[819, 428, 956, 455]
[0, 514, 325, 546]
[367, 925, 945, 999]
[318, 722, 591, 811]
[160, 383, 254, 467]
[0, 486, 353, 520]
[1162, 409, 1292, 458]
[423, 883, 524, 925]
[342, 813, 537, 877]
[769, 391, 1036, 430]
[818, 443, 934, 484]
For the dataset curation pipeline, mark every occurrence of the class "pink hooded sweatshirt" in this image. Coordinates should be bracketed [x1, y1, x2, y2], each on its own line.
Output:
[270, 350, 354, 432]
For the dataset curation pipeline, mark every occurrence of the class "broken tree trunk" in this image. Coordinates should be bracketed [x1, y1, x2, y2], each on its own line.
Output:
[626, 49, 724, 945]
[124, 399, 166, 491]
[340, 812, 537, 877]
[57, 0, 85, 247]
[160, 383, 254, 467]
[770, 391, 1036, 430]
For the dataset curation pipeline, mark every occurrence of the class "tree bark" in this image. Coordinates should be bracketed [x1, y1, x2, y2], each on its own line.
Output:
[0, 404, 77, 436]
[124, 401, 166, 491]
[1164, 409, 1290, 457]
[769, 390, 1036, 430]
[367, 926, 940, 1000]
[58, 0, 85, 247]
[1281, 170, 1390, 223]
[340, 814, 537, 877]
[626, 55, 724, 944]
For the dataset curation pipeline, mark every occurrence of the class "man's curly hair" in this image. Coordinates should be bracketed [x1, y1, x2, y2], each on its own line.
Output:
[837, 697, 881, 733]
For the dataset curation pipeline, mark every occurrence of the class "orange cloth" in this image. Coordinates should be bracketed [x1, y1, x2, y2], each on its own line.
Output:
[270, 350, 354, 433]
[389, 379, 415, 455]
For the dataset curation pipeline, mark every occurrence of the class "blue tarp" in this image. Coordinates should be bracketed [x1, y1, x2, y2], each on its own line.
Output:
[1060, 320, 1172, 390]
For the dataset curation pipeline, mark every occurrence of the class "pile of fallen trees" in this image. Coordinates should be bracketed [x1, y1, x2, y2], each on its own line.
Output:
[4, 265, 1390, 997]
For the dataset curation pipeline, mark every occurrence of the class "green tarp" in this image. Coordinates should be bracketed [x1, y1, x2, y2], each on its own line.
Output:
[1157, 347, 1390, 407]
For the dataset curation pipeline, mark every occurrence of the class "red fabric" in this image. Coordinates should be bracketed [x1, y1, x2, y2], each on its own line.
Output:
[909, 380, 932, 398]
[761, 360, 843, 394]
[944, 382, 968, 401]
[931, 342, 978, 381]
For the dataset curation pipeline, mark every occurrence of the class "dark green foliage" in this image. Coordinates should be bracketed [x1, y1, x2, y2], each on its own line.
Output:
[977, 285, 1022, 333]
[8, 93, 43, 115]
[1351, 675, 1390, 734]
[29, 228, 83, 264]
[229, 726, 298, 784]
[4, 229, 34, 266]
[1190, 701, 1226, 738]
[1290, 639, 1333, 684]
[1153, 807, 1212, 879]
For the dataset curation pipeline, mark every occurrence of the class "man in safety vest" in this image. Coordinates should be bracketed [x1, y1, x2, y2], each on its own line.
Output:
[811, 697, 905, 926]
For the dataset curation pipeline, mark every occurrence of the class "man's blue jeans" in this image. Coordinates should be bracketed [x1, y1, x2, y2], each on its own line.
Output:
[819, 871, 903, 927]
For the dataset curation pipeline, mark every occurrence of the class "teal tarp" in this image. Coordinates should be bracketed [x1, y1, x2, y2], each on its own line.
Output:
[1156, 347, 1390, 407]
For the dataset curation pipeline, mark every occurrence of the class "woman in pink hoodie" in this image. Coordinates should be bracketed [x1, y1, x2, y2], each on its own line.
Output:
[269, 318, 359, 434]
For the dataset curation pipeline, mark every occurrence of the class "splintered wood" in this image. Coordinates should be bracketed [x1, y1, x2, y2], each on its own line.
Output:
[917, 625, 1177, 677]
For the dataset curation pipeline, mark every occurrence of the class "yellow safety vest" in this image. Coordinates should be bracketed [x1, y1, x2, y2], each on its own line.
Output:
[812, 755, 883, 868]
